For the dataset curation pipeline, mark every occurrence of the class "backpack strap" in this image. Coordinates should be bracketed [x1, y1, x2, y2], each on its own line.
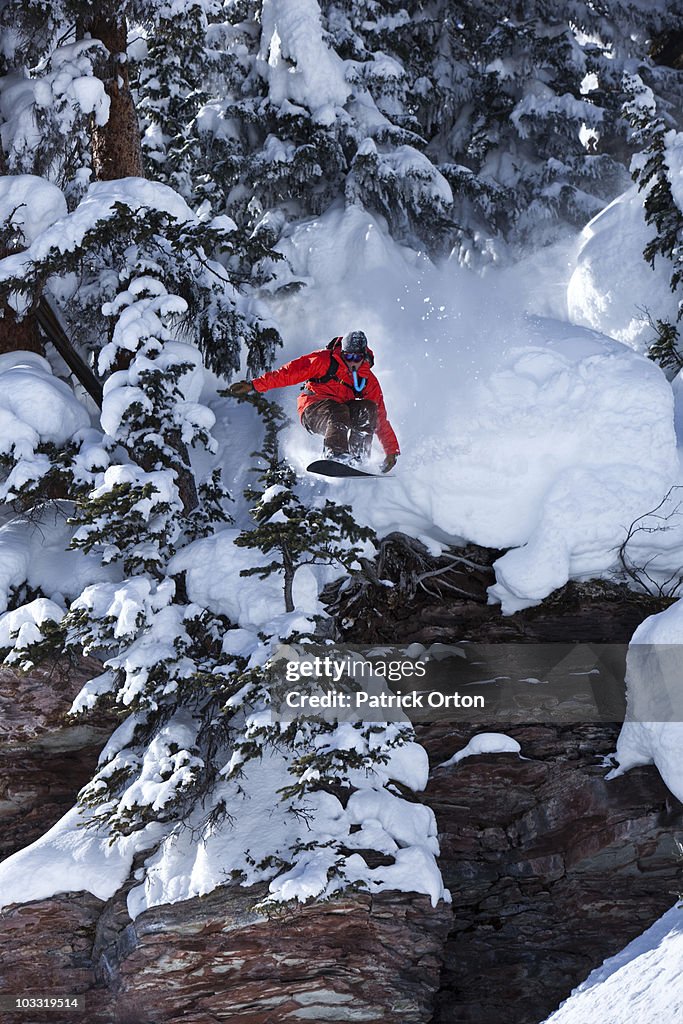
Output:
[305, 338, 343, 386]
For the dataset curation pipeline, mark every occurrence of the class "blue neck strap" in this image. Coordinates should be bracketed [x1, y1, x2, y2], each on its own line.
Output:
[352, 369, 367, 393]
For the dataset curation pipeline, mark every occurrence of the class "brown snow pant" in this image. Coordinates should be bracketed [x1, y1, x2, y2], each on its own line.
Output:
[301, 399, 378, 460]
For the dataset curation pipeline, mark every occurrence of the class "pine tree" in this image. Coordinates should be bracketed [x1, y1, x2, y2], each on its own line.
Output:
[232, 391, 376, 612]
[627, 77, 683, 370]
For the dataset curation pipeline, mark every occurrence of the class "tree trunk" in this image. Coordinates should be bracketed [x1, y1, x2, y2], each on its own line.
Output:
[0, 294, 44, 356]
[84, 11, 144, 181]
[283, 550, 295, 613]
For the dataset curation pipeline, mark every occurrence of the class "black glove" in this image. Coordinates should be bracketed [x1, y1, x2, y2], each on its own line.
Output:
[381, 453, 398, 474]
[228, 380, 254, 397]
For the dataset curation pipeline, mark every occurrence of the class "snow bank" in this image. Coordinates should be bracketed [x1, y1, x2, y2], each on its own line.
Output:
[610, 600, 683, 804]
[263, 206, 677, 612]
[544, 903, 683, 1024]
[567, 181, 677, 352]
[439, 732, 521, 768]
[0, 805, 166, 911]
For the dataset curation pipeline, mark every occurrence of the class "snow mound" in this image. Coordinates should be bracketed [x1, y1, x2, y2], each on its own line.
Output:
[0, 597, 64, 654]
[168, 528, 323, 631]
[610, 600, 683, 804]
[0, 176, 67, 244]
[439, 732, 521, 768]
[363, 321, 675, 613]
[0, 351, 91, 499]
[567, 182, 677, 352]
[544, 904, 683, 1024]
[0, 350, 89, 444]
[0, 508, 118, 618]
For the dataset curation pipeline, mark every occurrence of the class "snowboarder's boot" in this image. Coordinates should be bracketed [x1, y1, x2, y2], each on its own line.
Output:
[348, 400, 377, 462]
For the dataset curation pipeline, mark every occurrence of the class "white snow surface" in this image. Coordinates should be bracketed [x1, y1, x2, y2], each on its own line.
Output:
[0, 176, 67, 244]
[439, 732, 521, 768]
[610, 600, 683, 805]
[567, 175, 679, 352]
[260, 204, 677, 612]
[543, 903, 683, 1024]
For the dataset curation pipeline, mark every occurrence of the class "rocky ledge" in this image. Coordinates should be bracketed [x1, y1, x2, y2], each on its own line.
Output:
[2, 887, 451, 1024]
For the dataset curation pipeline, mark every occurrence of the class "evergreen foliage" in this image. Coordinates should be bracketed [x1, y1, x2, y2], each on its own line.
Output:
[628, 80, 683, 370]
[0, 191, 280, 377]
[233, 391, 376, 612]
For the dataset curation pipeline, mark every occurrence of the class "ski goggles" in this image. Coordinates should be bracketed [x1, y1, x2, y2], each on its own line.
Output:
[341, 351, 365, 362]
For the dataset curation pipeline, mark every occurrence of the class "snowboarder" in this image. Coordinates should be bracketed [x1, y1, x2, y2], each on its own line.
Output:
[229, 331, 400, 473]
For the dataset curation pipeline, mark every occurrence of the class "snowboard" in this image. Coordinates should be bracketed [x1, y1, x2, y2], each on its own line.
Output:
[306, 459, 389, 478]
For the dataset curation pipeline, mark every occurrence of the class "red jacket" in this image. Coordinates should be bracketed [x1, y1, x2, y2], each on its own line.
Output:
[252, 345, 400, 455]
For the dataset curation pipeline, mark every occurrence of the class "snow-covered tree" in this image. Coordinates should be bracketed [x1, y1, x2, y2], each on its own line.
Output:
[133, 0, 683, 266]
[234, 391, 375, 612]
[624, 68, 683, 370]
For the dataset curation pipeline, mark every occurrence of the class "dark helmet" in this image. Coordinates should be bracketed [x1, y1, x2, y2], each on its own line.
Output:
[341, 330, 368, 355]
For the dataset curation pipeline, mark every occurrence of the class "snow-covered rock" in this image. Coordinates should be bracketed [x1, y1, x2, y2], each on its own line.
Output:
[439, 732, 521, 768]
[610, 599, 683, 805]
[544, 903, 683, 1024]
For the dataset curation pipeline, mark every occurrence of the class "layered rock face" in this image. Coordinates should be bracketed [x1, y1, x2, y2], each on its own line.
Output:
[2, 888, 451, 1024]
[0, 658, 115, 862]
[423, 722, 683, 1024]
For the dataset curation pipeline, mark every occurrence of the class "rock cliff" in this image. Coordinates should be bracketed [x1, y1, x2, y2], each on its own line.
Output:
[1, 551, 681, 1024]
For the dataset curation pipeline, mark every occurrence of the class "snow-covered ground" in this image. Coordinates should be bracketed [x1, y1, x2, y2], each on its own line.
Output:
[544, 903, 683, 1024]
